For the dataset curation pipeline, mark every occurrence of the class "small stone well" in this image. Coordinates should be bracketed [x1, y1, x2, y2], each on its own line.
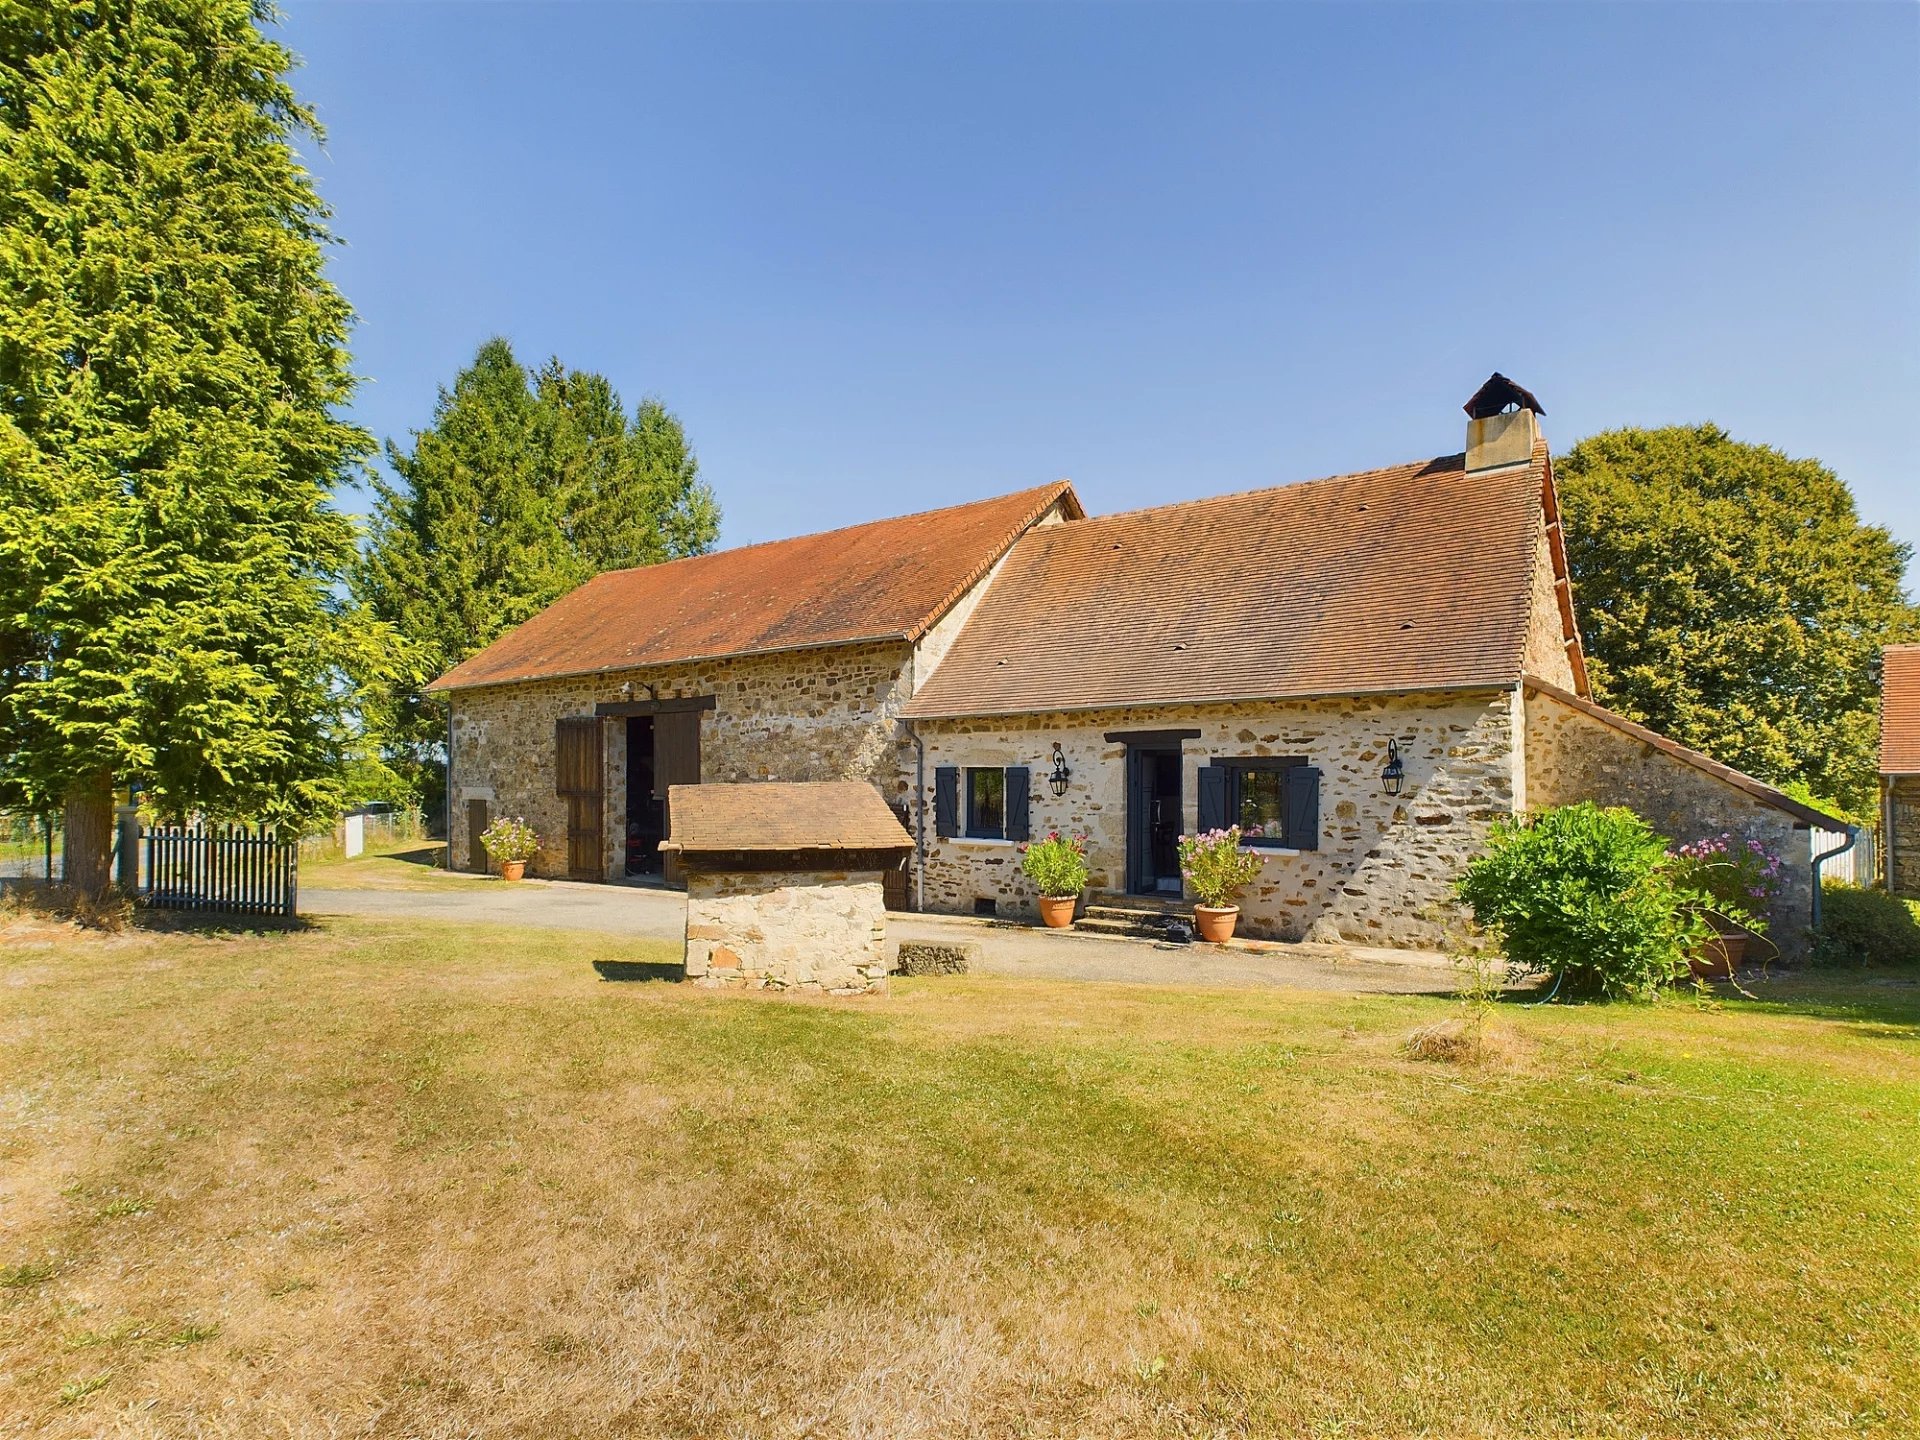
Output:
[661, 781, 915, 993]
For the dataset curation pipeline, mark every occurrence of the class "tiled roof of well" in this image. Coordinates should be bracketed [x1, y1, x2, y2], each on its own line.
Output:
[660, 781, 913, 853]
[1882, 646, 1920, 775]
[903, 449, 1553, 719]
[428, 481, 1081, 691]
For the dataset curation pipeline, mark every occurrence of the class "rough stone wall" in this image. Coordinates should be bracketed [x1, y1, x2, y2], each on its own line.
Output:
[1888, 777, 1920, 897]
[447, 640, 915, 877]
[1523, 510, 1578, 692]
[1525, 689, 1815, 958]
[913, 688, 1520, 948]
[684, 869, 890, 992]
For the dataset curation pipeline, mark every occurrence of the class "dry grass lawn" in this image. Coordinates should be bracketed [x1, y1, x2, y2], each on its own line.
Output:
[0, 911, 1914, 1438]
[299, 843, 477, 892]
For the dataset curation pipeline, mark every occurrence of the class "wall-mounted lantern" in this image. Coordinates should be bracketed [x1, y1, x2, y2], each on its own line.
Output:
[1382, 739, 1405, 796]
[1048, 743, 1072, 797]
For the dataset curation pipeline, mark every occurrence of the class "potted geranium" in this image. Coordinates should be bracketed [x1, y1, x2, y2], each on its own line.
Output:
[479, 816, 540, 881]
[1177, 827, 1265, 942]
[1668, 833, 1784, 978]
[1020, 831, 1089, 928]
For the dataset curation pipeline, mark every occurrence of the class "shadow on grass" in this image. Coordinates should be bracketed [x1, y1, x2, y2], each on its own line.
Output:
[379, 844, 450, 869]
[592, 959, 684, 984]
[134, 908, 319, 937]
[1727, 967, 1920, 1034]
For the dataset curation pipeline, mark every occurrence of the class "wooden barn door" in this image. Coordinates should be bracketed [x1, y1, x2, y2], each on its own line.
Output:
[466, 799, 491, 874]
[555, 716, 605, 879]
[654, 708, 702, 887]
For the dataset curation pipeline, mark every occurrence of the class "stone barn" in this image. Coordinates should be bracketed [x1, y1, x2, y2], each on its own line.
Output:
[662, 781, 914, 993]
[430, 374, 1846, 959]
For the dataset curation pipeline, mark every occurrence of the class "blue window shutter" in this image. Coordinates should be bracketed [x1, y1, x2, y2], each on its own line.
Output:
[1005, 767, 1031, 841]
[1197, 764, 1230, 832]
[934, 767, 959, 838]
[1285, 766, 1321, 851]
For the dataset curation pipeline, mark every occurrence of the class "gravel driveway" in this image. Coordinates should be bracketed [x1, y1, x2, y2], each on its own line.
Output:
[301, 879, 1464, 995]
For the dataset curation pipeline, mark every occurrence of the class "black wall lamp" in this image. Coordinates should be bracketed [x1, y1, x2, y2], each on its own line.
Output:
[1048, 743, 1072, 796]
[1382, 739, 1406, 796]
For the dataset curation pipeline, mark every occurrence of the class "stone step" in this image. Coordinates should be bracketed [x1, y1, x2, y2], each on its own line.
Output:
[1081, 906, 1168, 926]
[1083, 891, 1189, 917]
[1072, 916, 1172, 940]
[1083, 903, 1192, 922]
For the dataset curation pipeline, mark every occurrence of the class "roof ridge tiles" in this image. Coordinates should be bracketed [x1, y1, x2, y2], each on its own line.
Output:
[1071, 452, 1468, 528]
[580, 478, 1076, 582]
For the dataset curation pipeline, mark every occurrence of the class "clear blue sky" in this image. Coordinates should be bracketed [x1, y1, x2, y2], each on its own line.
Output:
[281, 1, 1920, 580]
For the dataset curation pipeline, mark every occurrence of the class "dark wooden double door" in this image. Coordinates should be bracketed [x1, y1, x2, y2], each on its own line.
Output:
[556, 704, 705, 883]
[623, 710, 701, 883]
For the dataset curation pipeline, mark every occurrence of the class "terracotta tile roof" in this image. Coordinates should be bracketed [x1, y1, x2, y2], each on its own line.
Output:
[1527, 679, 1847, 830]
[428, 481, 1081, 691]
[660, 781, 913, 853]
[903, 449, 1556, 719]
[1882, 645, 1920, 775]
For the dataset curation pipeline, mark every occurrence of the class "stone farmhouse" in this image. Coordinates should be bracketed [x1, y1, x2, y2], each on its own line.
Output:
[1881, 645, 1920, 896]
[429, 376, 1844, 954]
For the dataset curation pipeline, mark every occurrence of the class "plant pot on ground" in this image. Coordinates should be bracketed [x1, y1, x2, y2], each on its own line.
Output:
[1193, 904, 1240, 943]
[1037, 896, 1077, 929]
[478, 816, 540, 882]
[1177, 827, 1265, 944]
[1689, 926, 1749, 980]
[1670, 833, 1783, 982]
[1020, 832, 1089, 930]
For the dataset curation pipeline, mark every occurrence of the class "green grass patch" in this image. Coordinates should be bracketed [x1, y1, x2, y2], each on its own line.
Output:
[0, 915, 1912, 1435]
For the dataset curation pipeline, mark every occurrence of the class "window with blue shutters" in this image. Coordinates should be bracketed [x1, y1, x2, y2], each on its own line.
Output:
[941, 765, 1032, 841]
[1203, 757, 1319, 850]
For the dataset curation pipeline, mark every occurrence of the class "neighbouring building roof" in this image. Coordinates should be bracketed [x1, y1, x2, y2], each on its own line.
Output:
[660, 781, 913, 853]
[428, 481, 1081, 692]
[1882, 645, 1920, 776]
[1526, 679, 1848, 831]
[903, 448, 1566, 720]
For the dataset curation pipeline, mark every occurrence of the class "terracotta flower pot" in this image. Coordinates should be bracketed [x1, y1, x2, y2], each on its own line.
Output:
[1690, 927, 1748, 980]
[1193, 904, 1240, 943]
[500, 860, 527, 882]
[1038, 895, 1077, 929]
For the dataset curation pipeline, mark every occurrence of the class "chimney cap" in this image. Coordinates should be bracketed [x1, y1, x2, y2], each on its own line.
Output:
[1463, 373, 1545, 419]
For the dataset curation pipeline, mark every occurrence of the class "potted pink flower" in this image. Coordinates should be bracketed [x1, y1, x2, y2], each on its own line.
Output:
[1019, 831, 1090, 928]
[1177, 827, 1265, 942]
[1668, 833, 1784, 978]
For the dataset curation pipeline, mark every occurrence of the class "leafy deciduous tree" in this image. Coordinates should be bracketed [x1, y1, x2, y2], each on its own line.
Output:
[0, 0, 379, 891]
[1556, 425, 1918, 816]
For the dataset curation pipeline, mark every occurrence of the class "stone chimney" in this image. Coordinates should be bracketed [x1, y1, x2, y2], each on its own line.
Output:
[1463, 373, 1544, 471]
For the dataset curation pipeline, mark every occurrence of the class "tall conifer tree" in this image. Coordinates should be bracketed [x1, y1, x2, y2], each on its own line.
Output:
[0, 0, 375, 891]
[357, 339, 719, 812]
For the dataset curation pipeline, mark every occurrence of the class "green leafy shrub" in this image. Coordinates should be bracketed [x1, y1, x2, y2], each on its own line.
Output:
[1177, 828, 1265, 908]
[1454, 803, 1708, 1000]
[1019, 832, 1089, 898]
[1812, 883, 1920, 967]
